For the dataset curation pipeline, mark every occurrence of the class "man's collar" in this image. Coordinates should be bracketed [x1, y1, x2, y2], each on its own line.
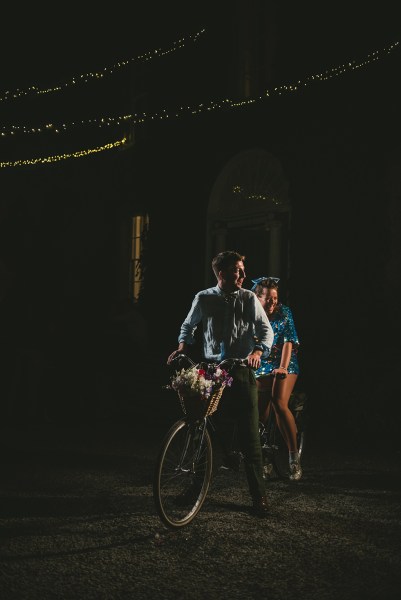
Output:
[217, 287, 239, 302]
[217, 286, 239, 294]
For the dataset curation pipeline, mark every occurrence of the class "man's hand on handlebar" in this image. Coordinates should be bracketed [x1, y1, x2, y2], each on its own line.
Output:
[247, 351, 262, 370]
[167, 343, 188, 365]
[167, 350, 181, 365]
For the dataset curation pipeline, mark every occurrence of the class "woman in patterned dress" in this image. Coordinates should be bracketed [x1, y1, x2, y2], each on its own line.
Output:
[251, 277, 302, 481]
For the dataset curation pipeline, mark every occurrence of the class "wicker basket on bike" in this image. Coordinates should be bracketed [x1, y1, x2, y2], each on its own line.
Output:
[170, 362, 233, 422]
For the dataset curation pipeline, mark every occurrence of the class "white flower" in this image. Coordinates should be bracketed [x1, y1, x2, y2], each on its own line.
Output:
[169, 365, 233, 400]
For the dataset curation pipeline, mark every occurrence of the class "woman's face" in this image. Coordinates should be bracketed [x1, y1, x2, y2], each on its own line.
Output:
[257, 287, 278, 316]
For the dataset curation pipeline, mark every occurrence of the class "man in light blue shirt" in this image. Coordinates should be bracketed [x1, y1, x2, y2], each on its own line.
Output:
[168, 251, 274, 517]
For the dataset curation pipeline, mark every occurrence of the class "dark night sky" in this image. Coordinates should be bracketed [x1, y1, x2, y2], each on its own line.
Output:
[0, 2, 398, 174]
[1, 2, 399, 104]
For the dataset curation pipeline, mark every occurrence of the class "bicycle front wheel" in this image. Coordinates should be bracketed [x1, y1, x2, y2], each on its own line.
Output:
[153, 419, 213, 529]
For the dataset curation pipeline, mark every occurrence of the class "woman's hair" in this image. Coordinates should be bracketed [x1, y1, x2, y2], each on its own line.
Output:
[252, 277, 279, 297]
[212, 251, 245, 278]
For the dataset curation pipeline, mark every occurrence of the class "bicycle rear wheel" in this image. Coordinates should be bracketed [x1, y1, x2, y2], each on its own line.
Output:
[153, 418, 213, 529]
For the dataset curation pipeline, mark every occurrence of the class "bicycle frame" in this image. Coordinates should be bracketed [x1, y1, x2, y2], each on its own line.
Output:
[153, 354, 247, 529]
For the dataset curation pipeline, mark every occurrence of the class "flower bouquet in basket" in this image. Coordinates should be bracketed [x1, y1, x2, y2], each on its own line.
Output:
[169, 364, 233, 420]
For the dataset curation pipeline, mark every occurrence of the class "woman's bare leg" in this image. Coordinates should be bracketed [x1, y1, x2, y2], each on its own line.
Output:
[271, 374, 298, 452]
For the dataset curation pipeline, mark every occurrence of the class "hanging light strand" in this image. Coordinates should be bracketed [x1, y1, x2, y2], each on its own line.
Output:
[0, 136, 127, 168]
[0, 29, 205, 104]
[0, 40, 397, 139]
[0, 40, 398, 168]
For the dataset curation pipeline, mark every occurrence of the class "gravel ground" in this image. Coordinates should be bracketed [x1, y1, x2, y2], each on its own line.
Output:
[1, 416, 400, 600]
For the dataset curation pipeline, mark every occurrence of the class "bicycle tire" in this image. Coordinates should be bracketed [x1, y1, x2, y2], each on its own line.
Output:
[153, 418, 213, 529]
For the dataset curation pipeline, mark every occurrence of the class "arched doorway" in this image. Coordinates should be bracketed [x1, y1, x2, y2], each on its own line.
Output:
[205, 148, 292, 298]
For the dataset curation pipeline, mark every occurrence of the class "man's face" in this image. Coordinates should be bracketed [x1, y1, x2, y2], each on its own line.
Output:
[220, 260, 245, 291]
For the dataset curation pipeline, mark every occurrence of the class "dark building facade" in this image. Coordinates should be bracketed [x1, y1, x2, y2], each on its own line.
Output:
[1, 2, 400, 445]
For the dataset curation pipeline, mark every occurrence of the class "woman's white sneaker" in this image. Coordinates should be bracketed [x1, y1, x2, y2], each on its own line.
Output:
[289, 460, 302, 481]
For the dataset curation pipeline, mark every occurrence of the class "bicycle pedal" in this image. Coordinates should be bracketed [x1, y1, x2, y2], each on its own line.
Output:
[221, 451, 242, 472]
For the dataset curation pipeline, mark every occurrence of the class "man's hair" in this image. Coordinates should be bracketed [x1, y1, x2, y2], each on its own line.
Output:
[212, 250, 245, 278]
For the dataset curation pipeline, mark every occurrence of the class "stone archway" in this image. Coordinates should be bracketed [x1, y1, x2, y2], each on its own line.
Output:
[205, 148, 291, 291]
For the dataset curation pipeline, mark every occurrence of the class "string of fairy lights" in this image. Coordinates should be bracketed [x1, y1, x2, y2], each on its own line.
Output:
[0, 29, 205, 104]
[0, 137, 127, 168]
[0, 39, 398, 168]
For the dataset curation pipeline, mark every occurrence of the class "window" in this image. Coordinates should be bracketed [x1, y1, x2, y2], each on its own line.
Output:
[130, 214, 149, 301]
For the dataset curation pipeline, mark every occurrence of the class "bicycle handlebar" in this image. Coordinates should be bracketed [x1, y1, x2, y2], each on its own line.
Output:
[218, 357, 249, 370]
[169, 353, 197, 368]
[218, 358, 287, 377]
[170, 353, 249, 372]
[169, 353, 286, 378]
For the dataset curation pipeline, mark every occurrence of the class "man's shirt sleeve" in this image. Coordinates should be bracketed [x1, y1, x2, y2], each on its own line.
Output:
[178, 294, 202, 345]
[254, 297, 274, 358]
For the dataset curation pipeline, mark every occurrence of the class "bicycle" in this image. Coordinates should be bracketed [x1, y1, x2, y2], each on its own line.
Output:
[218, 378, 307, 481]
[153, 353, 248, 529]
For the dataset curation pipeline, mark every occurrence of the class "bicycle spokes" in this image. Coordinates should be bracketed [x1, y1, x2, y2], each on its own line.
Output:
[153, 419, 213, 528]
